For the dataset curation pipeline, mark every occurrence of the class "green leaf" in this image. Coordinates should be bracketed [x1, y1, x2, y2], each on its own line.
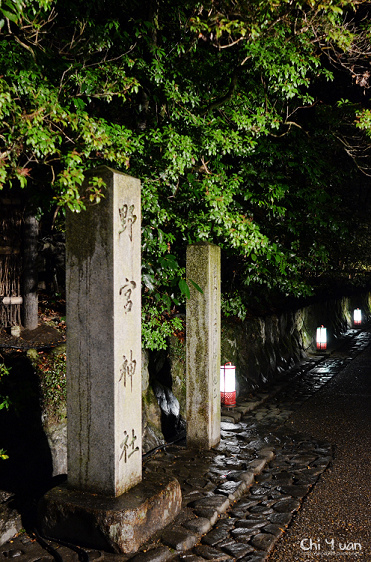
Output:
[142, 273, 155, 291]
[159, 254, 178, 270]
[178, 279, 190, 299]
[189, 279, 203, 294]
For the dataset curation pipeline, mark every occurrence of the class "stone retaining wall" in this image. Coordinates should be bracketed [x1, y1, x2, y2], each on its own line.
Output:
[219, 292, 371, 396]
[144, 291, 371, 448]
[45, 292, 371, 472]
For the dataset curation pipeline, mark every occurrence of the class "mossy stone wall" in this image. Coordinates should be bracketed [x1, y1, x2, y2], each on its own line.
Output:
[169, 291, 371, 415]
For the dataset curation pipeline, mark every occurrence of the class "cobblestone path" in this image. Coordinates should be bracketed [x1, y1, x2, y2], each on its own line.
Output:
[1, 329, 369, 561]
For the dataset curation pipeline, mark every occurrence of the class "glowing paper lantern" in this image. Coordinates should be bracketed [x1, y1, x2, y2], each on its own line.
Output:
[220, 363, 236, 407]
[316, 326, 327, 350]
[354, 308, 362, 326]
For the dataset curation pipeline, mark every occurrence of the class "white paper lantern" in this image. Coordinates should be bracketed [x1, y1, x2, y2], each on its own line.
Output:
[354, 308, 362, 325]
[316, 326, 327, 350]
[220, 363, 236, 407]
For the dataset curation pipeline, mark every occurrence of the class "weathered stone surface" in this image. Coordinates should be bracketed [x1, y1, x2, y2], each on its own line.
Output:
[186, 477, 211, 489]
[231, 528, 260, 542]
[130, 546, 174, 561]
[188, 495, 230, 514]
[277, 485, 310, 497]
[215, 443, 241, 455]
[220, 422, 241, 432]
[293, 473, 318, 486]
[183, 491, 209, 506]
[221, 415, 238, 423]
[303, 466, 327, 477]
[290, 454, 317, 465]
[85, 551, 104, 561]
[234, 520, 267, 530]
[221, 542, 255, 558]
[249, 485, 268, 496]
[235, 499, 259, 510]
[271, 471, 293, 485]
[267, 512, 292, 526]
[221, 410, 242, 423]
[250, 532, 277, 552]
[201, 527, 231, 547]
[227, 471, 254, 487]
[263, 523, 284, 537]
[313, 456, 332, 468]
[179, 553, 205, 562]
[161, 528, 198, 551]
[215, 480, 244, 499]
[44, 420, 67, 477]
[214, 519, 237, 531]
[259, 449, 275, 461]
[248, 505, 273, 515]
[184, 517, 212, 535]
[272, 498, 301, 513]
[245, 513, 267, 521]
[261, 498, 277, 508]
[249, 459, 268, 474]
[192, 508, 219, 525]
[2, 549, 25, 558]
[268, 489, 288, 500]
[0, 501, 22, 546]
[66, 167, 142, 496]
[194, 544, 233, 560]
[38, 475, 181, 554]
[186, 243, 221, 449]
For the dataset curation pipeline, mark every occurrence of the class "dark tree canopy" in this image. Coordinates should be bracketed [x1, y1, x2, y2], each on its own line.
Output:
[1, 0, 371, 347]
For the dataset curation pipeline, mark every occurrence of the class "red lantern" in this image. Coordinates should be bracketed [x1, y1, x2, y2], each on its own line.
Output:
[316, 326, 327, 350]
[354, 308, 362, 326]
[220, 363, 236, 407]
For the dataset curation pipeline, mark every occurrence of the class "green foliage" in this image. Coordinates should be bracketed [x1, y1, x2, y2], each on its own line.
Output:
[0, 360, 11, 460]
[221, 292, 248, 322]
[0, 0, 370, 348]
[0, 361, 11, 412]
[356, 109, 371, 135]
[35, 352, 66, 421]
[0, 449, 8, 460]
[142, 305, 183, 351]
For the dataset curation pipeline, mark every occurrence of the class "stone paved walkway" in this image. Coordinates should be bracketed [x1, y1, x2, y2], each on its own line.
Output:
[0, 329, 369, 561]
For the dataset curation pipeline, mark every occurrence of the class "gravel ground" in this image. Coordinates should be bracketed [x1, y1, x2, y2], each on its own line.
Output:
[269, 345, 371, 561]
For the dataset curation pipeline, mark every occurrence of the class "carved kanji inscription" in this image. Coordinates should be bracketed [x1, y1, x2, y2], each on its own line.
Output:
[119, 278, 136, 313]
[119, 429, 139, 463]
[119, 350, 137, 391]
[118, 203, 137, 241]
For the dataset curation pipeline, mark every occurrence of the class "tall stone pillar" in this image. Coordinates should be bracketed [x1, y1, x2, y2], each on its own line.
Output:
[38, 167, 181, 554]
[186, 242, 221, 449]
[66, 166, 141, 496]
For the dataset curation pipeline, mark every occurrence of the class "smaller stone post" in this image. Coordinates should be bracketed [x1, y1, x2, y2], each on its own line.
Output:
[186, 242, 221, 449]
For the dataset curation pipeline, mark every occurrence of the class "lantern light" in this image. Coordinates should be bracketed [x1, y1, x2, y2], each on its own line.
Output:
[354, 308, 362, 326]
[316, 326, 327, 350]
[220, 362, 236, 407]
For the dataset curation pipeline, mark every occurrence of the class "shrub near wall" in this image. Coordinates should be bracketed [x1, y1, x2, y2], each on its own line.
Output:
[27, 346, 67, 476]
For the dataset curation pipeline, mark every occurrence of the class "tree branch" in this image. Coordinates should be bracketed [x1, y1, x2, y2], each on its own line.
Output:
[200, 71, 238, 115]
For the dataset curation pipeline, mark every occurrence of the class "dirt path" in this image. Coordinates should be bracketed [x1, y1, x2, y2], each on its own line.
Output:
[269, 344, 371, 561]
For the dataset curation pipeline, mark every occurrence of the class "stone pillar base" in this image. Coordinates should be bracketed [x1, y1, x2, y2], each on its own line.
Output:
[37, 474, 181, 554]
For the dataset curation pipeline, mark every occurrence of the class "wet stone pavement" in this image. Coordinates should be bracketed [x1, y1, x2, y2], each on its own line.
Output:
[1, 329, 370, 561]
